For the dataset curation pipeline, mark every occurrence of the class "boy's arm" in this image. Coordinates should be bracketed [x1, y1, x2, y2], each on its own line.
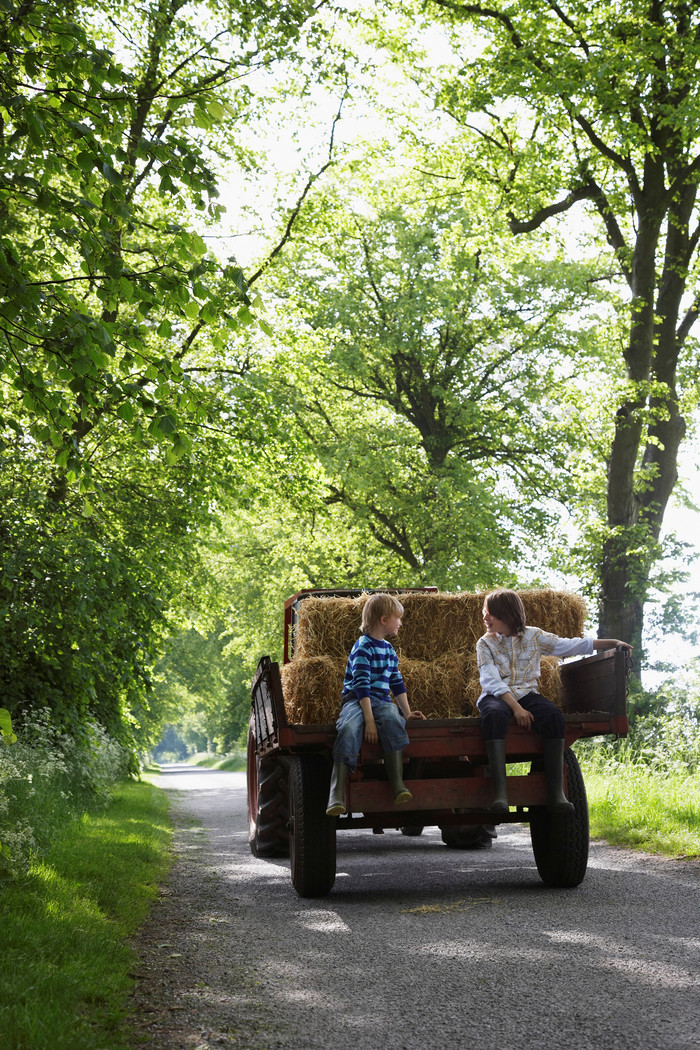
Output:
[359, 696, 378, 743]
[496, 689, 534, 729]
[394, 692, 426, 720]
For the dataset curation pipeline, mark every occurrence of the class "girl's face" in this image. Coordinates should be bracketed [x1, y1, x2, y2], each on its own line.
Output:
[482, 602, 512, 637]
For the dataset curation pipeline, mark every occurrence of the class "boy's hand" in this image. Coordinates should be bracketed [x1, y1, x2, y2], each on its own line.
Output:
[513, 703, 534, 729]
[407, 709, 426, 720]
[364, 718, 378, 744]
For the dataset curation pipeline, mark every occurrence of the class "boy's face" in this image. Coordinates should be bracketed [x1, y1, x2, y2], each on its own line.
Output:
[482, 602, 511, 637]
[381, 612, 402, 638]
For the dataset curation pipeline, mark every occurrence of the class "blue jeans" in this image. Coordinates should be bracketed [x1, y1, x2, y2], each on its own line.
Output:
[332, 698, 410, 770]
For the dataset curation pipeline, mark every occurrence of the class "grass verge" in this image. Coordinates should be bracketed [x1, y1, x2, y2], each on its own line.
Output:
[0, 778, 171, 1050]
[582, 763, 700, 858]
[187, 749, 246, 771]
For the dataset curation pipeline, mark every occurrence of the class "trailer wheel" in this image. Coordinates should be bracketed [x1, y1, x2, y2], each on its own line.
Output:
[529, 748, 589, 888]
[289, 755, 336, 898]
[247, 724, 289, 858]
[441, 823, 497, 849]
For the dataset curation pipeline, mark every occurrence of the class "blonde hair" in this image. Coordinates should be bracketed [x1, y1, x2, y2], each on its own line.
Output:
[361, 593, 404, 633]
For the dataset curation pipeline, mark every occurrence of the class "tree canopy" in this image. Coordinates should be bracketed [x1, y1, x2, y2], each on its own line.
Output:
[385, 0, 700, 657]
[3, 0, 700, 753]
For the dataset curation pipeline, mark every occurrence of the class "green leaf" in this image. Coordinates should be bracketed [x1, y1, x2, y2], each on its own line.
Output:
[207, 100, 226, 120]
[117, 403, 134, 423]
[0, 708, 17, 744]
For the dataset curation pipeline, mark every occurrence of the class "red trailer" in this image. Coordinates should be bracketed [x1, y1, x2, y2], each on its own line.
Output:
[247, 588, 629, 897]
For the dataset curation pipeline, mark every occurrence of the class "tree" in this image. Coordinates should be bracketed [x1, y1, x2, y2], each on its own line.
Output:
[0, 0, 323, 744]
[0, 0, 322, 488]
[254, 161, 609, 587]
[395, 0, 700, 658]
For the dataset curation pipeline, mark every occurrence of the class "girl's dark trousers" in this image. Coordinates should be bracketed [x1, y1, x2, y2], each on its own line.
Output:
[478, 691, 565, 740]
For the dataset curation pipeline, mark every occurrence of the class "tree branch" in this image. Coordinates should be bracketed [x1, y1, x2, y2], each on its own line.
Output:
[247, 84, 349, 286]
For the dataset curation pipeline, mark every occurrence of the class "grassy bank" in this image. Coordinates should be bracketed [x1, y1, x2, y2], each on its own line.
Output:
[0, 779, 171, 1050]
[583, 763, 700, 858]
[187, 748, 246, 771]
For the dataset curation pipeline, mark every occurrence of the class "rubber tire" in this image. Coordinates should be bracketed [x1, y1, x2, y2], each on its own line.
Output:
[529, 748, 589, 888]
[289, 755, 336, 898]
[400, 826, 425, 837]
[441, 824, 497, 850]
[247, 725, 289, 858]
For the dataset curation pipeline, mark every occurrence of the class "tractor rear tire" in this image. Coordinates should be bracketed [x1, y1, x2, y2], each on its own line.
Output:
[441, 823, 497, 849]
[529, 748, 589, 887]
[247, 723, 289, 858]
[289, 754, 336, 898]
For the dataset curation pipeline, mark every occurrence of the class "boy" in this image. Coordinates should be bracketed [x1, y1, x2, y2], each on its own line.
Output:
[477, 589, 631, 814]
[326, 593, 425, 817]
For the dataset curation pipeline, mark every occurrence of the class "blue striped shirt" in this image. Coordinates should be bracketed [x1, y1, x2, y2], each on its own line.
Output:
[342, 634, 406, 705]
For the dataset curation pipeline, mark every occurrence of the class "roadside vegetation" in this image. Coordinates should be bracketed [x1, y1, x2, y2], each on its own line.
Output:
[186, 749, 247, 771]
[0, 777, 171, 1050]
[578, 698, 700, 858]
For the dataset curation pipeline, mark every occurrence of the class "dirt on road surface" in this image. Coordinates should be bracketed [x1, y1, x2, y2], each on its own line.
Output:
[128, 765, 700, 1050]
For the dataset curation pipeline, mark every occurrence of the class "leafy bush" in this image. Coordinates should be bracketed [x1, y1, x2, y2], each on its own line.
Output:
[0, 709, 128, 875]
[578, 706, 700, 777]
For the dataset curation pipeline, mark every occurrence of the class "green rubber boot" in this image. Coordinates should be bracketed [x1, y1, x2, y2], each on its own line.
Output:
[485, 739, 509, 813]
[543, 738, 575, 814]
[325, 760, 348, 816]
[383, 750, 412, 804]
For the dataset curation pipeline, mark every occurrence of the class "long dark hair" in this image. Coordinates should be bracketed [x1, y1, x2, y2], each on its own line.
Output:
[485, 589, 526, 636]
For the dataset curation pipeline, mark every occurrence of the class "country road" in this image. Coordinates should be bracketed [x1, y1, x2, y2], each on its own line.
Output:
[130, 765, 700, 1050]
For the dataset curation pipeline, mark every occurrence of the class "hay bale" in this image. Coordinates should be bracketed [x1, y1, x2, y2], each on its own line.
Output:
[518, 589, 586, 639]
[280, 652, 564, 725]
[284, 589, 585, 724]
[293, 595, 364, 660]
[280, 656, 345, 724]
[394, 592, 484, 659]
[292, 589, 587, 662]
[539, 656, 564, 707]
[399, 651, 472, 719]
[283, 651, 476, 724]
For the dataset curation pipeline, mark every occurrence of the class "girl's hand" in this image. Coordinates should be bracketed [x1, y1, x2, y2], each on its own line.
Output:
[513, 704, 534, 729]
[364, 718, 378, 744]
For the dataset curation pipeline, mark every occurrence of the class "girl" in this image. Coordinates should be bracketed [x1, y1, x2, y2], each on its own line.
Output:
[477, 589, 630, 813]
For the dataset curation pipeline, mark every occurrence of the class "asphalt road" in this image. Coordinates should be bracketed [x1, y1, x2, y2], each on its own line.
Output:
[135, 765, 700, 1050]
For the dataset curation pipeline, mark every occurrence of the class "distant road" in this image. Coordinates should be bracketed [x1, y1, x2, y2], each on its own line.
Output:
[130, 765, 700, 1050]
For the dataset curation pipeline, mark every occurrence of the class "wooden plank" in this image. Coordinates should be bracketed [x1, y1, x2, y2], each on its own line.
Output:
[561, 647, 628, 717]
[348, 773, 548, 813]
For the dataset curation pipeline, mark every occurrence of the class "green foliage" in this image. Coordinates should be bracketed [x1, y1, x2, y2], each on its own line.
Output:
[0, 0, 321, 749]
[379, 0, 700, 654]
[581, 760, 700, 857]
[0, 420, 227, 746]
[0, 706, 16, 743]
[0, 710, 129, 875]
[251, 162, 607, 587]
[152, 624, 252, 752]
[577, 668, 700, 855]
